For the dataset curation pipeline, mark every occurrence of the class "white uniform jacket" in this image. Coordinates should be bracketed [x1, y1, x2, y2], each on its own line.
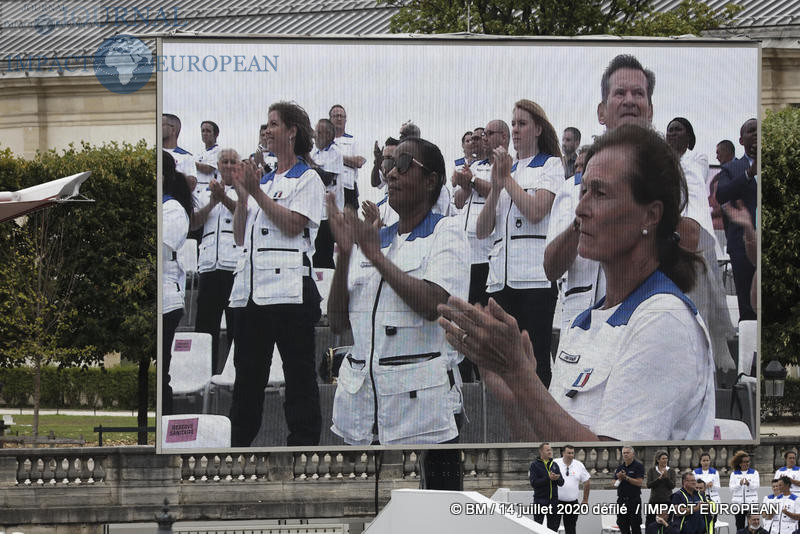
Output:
[768, 493, 799, 534]
[197, 186, 240, 273]
[459, 158, 493, 265]
[194, 144, 221, 195]
[331, 212, 469, 446]
[545, 171, 605, 334]
[729, 468, 760, 503]
[487, 153, 562, 293]
[693, 467, 721, 503]
[312, 142, 345, 219]
[775, 466, 800, 497]
[228, 159, 324, 307]
[334, 133, 359, 189]
[551, 270, 715, 441]
[163, 196, 189, 314]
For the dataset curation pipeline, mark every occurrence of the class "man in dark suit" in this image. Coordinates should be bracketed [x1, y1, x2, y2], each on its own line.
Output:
[716, 118, 758, 321]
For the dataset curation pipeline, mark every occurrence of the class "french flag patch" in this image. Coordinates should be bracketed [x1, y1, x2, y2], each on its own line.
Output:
[571, 368, 594, 388]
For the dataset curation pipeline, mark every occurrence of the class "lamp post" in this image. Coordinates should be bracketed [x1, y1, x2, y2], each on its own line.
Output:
[764, 360, 787, 420]
[155, 498, 175, 533]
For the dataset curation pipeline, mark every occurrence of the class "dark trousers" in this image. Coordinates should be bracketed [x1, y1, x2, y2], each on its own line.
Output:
[558, 500, 579, 534]
[312, 220, 335, 269]
[534, 501, 560, 532]
[729, 245, 756, 321]
[491, 284, 557, 388]
[459, 263, 490, 382]
[344, 186, 358, 210]
[617, 498, 642, 534]
[195, 269, 235, 375]
[162, 309, 183, 416]
[229, 286, 322, 447]
[734, 512, 746, 531]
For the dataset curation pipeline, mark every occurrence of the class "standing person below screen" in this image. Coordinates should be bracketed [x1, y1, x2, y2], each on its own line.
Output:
[329, 105, 365, 209]
[764, 477, 800, 534]
[475, 99, 563, 388]
[529, 442, 563, 532]
[162, 113, 197, 192]
[763, 480, 782, 534]
[561, 127, 581, 178]
[774, 450, 800, 497]
[311, 118, 345, 269]
[190, 148, 242, 375]
[615, 446, 645, 534]
[646, 450, 676, 527]
[730, 451, 760, 531]
[694, 452, 721, 521]
[228, 101, 324, 447]
[194, 120, 221, 196]
[670, 472, 705, 534]
[554, 444, 591, 534]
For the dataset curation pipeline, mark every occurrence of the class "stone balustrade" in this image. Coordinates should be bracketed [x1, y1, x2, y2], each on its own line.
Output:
[1, 438, 796, 532]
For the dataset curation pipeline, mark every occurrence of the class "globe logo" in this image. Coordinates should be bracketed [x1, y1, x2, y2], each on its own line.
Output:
[34, 15, 56, 36]
[93, 35, 154, 95]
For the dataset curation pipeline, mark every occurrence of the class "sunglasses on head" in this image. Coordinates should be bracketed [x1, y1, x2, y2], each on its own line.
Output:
[382, 152, 432, 175]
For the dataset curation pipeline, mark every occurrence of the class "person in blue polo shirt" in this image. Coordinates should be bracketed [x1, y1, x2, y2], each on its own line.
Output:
[529, 442, 564, 531]
[616, 446, 645, 534]
[228, 101, 324, 447]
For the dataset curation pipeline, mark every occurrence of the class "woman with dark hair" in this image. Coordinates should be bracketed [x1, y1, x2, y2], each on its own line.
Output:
[162, 150, 193, 415]
[475, 99, 564, 388]
[228, 101, 325, 447]
[439, 124, 714, 442]
[667, 116, 737, 380]
[695, 452, 721, 521]
[729, 451, 759, 530]
[646, 450, 676, 526]
[327, 136, 469, 445]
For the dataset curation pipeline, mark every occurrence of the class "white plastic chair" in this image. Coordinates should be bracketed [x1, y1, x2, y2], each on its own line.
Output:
[314, 268, 335, 313]
[601, 514, 620, 534]
[726, 295, 740, 331]
[170, 332, 212, 409]
[161, 414, 231, 449]
[715, 520, 731, 534]
[713, 418, 753, 440]
[203, 342, 236, 413]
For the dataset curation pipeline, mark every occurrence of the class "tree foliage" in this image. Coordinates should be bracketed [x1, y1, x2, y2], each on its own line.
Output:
[380, 0, 742, 37]
[0, 142, 156, 368]
[761, 107, 800, 367]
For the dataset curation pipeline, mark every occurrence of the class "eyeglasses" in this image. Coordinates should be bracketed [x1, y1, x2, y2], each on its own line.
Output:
[483, 130, 502, 137]
[383, 152, 432, 175]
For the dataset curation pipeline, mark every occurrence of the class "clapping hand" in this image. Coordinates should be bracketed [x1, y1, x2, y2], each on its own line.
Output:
[491, 146, 512, 191]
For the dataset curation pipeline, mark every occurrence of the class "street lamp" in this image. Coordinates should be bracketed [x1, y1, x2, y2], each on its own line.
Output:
[764, 360, 787, 398]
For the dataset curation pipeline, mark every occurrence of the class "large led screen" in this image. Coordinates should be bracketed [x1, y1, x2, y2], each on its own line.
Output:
[158, 36, 760, 452]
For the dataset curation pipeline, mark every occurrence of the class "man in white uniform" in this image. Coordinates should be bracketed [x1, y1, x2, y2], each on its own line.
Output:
[194, 120, 221, 196]
[330, 105, 365, 209]
[162, 113, 197, 191]
[554, 445, 591, 534]
[312, 118, 345, 269]
[775, 451, 800, 497]
[765, 477, 800, 534]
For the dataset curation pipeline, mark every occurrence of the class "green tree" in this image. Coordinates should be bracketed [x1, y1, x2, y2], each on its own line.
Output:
[381, 0, 741, 36]
[761, 106, 800, 367]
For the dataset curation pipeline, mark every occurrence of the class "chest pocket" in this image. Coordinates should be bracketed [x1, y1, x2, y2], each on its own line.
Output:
[506, 190, 549, 282]
[551, 343, 613, 420]
[379, 247, 426, 322]
[464, 195, 486, 236]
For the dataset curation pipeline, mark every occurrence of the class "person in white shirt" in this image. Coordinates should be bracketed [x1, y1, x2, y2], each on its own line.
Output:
[329, 105, 365, 209]
[438, 124, 715, 442]
[161, 151, 193, 416]
[694, 452, 722, 513]
[764, 480, 783, 533]
[228, 101, 325, 447]
[730, 451, 760, 531]
[311, 118, 345, 269]
[554, 445, 591, 534]
[475, 100, 563, 388]
[162, 113, 197, 192]
[194, 120, 221, 196]
[765, 477, 800, 534]
[774, 451, 800, 497]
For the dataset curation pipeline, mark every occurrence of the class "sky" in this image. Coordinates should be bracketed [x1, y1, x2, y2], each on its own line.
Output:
[162, 38, 759, 202]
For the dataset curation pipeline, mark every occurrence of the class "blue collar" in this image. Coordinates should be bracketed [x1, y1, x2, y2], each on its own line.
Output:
[477, 158, 490, 165]
[574, 171, 582, 185]
[571, 270, 697, 330]
[734, 468, 756, 475]
[205, 144, 218, 151]
[778, 466, 799, 471]
[260, 158, 311, 184]
[341, 132, 353, 139]
[376, 195, 388, 207]
[171, 146, 191, 155]
[162, 194, 174, 203]
[694, 467, 717, 475]
[379, 211, 444, 248]
[510, 152, 551, 172]
[455, 157, 466, 167]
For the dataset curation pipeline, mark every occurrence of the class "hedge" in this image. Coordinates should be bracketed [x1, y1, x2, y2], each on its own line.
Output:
[0, 366, 156, 410]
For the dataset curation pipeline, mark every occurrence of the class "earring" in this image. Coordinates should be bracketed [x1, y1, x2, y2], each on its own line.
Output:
[642, 228, 648, 236]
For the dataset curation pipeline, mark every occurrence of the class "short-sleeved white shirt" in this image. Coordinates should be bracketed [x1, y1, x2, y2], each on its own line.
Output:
[312, 142, 345, 219]
[769, 494, 799, 534]
[680, 151, 716, 243]
[228, 159, 324, 307]
[551, 270, 714, 441]
[545, 173, 605, 333]
[163, 197, 189, 314]
[554, 458, 590, 502]
[459, 158, 493, 265]
[196, 186, 240, 272]
[693, 467, 721, 503]
[166, 147, 196, 180]
[775, 467, 800, 497]
[487, 153, 562, 292]
[194, 144, 221, 195]
[331, 213, 469, 446]
[334, 133, 359, 189]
